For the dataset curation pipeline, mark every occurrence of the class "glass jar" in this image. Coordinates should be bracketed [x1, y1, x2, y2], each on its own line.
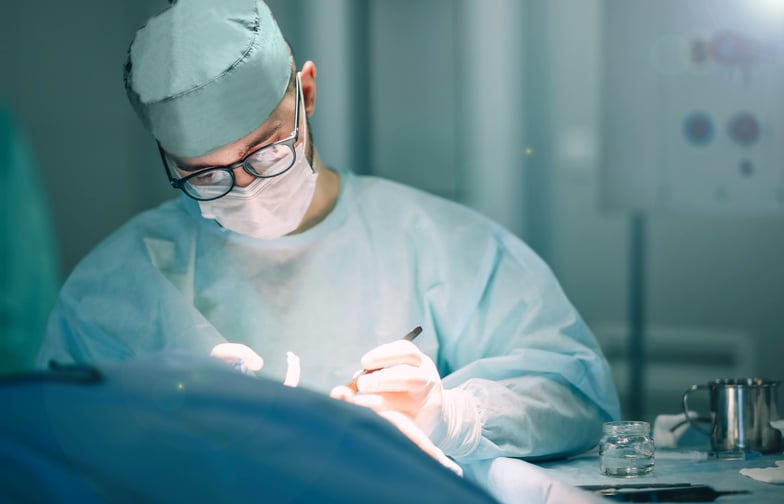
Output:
[599, 421, 655, 477]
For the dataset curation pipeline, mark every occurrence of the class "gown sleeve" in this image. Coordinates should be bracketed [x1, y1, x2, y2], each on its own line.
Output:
[430, 222, 621, 462]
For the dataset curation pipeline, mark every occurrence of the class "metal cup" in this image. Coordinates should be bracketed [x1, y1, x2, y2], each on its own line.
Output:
[682, 378, 782, 454]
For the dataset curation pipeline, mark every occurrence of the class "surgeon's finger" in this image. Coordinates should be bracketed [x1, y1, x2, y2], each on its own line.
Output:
[329, 385, 357, 402]
[356, 364, 432, 394]
[360, 340, 422, 371]
[352, 391, 420, 416]
[210, 343, 264, 371]
[283, 351, 301, 387]
[350, 393, 385, 409]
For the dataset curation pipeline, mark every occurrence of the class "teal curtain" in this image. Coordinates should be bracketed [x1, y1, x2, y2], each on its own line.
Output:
[0, 103, 61, 374]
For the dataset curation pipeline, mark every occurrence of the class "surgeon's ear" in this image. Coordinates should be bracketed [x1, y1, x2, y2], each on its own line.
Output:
[299, 60, 317, 117]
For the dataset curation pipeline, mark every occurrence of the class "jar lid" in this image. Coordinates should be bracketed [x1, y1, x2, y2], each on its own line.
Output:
[603, 420, 650, 434]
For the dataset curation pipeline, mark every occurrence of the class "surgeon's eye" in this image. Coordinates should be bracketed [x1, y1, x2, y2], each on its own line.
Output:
[189, 170, 224, 186]
[244, 144, 295, 177]
[251, 144, 289, 166]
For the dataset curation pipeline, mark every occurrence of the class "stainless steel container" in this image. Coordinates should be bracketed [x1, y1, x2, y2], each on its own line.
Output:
[682, 378, 781, 454]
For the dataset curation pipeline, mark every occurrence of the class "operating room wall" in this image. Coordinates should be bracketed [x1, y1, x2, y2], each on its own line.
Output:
[530, 0, 784, 419]
[0, 0, 172, 278]
[1, 0, 782, 420]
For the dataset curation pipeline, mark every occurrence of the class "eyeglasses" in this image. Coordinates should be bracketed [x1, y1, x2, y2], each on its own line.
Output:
[159, 76, 302, 201]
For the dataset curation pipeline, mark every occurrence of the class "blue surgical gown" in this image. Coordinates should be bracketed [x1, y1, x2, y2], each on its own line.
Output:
[38, 168, 620, 464]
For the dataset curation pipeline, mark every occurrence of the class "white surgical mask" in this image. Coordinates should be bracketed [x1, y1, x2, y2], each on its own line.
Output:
[198, 120, 318, 240]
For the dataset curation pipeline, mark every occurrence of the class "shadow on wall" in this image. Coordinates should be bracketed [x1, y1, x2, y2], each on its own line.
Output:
[0, 102, 61, 374]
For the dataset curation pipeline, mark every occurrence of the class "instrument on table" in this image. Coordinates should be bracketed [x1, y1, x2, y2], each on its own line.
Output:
[579, 483, 750, 502]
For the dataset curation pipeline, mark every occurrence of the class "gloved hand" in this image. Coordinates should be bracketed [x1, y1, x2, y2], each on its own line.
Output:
[345, 339, 446, 439]
[211, 343, 264, 375]
[332, 339, 484, 460]
[210, 343, 301, 387]
[330, 382, 463, 477]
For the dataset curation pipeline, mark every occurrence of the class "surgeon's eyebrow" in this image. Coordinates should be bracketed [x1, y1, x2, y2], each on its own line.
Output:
[172, 120, 284, 171]
[237, 120, 283, 159]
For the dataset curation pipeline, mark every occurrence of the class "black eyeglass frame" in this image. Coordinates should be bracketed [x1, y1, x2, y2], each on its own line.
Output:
[158, 76, 302, 202]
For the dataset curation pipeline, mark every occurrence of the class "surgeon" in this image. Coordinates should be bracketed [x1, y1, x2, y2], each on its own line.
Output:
[38, 0, 620, 479]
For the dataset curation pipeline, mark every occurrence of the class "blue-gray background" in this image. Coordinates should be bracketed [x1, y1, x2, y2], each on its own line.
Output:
[1, 0, 782, 421]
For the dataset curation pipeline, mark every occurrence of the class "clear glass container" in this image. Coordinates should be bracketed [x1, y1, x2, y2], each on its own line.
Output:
[599, 421, 655, 477]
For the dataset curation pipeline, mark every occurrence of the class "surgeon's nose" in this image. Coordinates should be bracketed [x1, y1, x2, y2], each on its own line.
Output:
[233, 166, 257, 187]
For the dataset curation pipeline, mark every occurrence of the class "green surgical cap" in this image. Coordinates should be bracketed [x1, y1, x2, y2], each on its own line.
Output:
[124, 0, 291, 158]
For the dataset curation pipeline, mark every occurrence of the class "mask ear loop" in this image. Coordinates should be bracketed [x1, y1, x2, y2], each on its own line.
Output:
[295, 73, 316, 175]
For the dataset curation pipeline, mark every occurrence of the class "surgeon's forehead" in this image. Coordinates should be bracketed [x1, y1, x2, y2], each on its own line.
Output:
[172, 110, 286, 170]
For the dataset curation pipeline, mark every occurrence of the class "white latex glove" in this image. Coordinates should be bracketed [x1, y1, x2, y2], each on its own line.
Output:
[282, 351, 301, 387]
[211, 343, 264, 375]
[652, 410, 699, 448]
[210, 344, 301, 387]
[330, 385, 463, 477]
[350, 339, 445, 438]
[740, 460, 784, 484]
